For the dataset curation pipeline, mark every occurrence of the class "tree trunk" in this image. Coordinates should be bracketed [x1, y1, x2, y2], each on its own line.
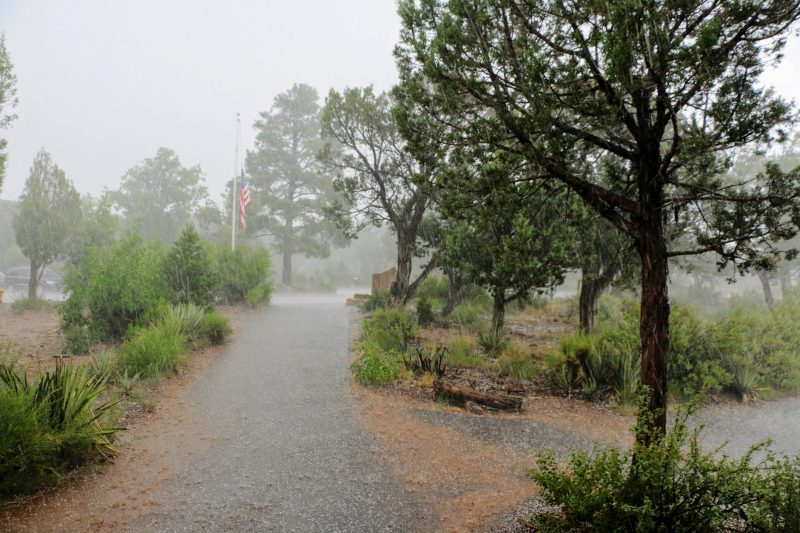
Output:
[758, 271, 775, 309]
[282, 247, 292, 286]
[442, 273, 463, 318]
[578, 273, 601, 334]
[637, 196, 670, 442]
[28, 261, 42, 300]
[389, 232, 413, 306]
[491, 291, 506, 337]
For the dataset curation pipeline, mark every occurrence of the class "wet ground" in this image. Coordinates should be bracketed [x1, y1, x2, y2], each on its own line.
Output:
[3, 293, 800, 532]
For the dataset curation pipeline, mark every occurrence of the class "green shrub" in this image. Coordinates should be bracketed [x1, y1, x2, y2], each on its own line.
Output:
[351, 341, 401, 386]
[214, 244, 272, 305]
[498, 342, 540, 381]
[159, 303, 206, 345]
[359, 291, 390, 312]
[362, 308, 418, 353]
[89, 350, 117, 381]
[415, 296, 435, 326]
[529, 398, 800, 532]
[200, 310, 231, 345]
[0, 362, 119, 500]
[669, 305, 731, 398]
[62, 233, 169, 341]
[246, 283, 273, 307]
[63, 324, 92, 355]
[118, 321, 186, 379]
[163, 225, 219, 309]
[448, 336, 491, 369]
[449, 304, 484, 332]
[478, 327, 511, 357]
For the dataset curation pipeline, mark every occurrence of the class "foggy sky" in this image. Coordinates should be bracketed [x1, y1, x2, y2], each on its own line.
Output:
[0, 1, 799, 205]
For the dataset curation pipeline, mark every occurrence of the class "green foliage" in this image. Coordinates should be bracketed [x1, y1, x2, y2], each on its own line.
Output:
[0, 34, 18, 193]
[668, 305, 731, 398]
[448, 336, 491, 369]
[88, 351, 117, 382]
[158, 303, 206, 346]
[62, 233, 169, 341]
[529, 398, 800, 532]
[362, 308, 418, 353]
[477, 327, 511, 358]
[415, 296, 435, 326]
[359, 291, 389, 312]
[163, 225, 218, 309]
[63, 324, 92, 355]
[245, 83, 337, 285]
[0, 362, 119, 500]
[213, 244, 273, 305]
[200, 310, 231, 346]
[107, 147, 210, 243]
[403, 345, 447, 376]
[14, 149, 82, 299]
[416, 275, 449, 301]
[118, 320, 186, 379]
[498, 342, 540, 381]
[449, 304, 484, 333]
[246, 284, 273, 307]
[351, 340, 401, 387]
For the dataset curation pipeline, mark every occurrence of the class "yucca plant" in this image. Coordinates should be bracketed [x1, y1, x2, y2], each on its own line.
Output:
[0, 362, 120, 455]
[159, 303, 206, 345]
[478, 327, 511, 357]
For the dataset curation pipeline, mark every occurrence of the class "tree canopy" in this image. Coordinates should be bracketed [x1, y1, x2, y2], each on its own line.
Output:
[245, 83, 337, 285]
[14, 149, 82, 298]
[0, 34, 18, 193]
[395, 0, 800, 437]
[108, 147, 210, 243]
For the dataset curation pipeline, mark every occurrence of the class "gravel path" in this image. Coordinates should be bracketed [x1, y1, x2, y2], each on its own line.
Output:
[135, 293, 431, 532]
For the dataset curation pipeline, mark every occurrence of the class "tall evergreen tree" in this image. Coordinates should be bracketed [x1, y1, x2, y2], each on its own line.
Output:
[14, 150, 82, 298]
[245, 83, 337, 286]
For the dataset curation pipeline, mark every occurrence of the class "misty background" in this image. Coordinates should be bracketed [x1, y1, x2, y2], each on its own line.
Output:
[0, 0, 799, 295]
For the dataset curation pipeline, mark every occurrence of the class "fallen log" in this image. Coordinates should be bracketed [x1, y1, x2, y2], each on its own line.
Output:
[433, 380, 523, 411]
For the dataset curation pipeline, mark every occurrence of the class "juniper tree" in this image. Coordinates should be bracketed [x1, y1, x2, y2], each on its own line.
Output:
[320, 87, 439, 305]
[396, 0, 800, 437]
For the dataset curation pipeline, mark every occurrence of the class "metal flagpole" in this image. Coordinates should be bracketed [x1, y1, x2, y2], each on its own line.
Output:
[230, 113, 241, 250]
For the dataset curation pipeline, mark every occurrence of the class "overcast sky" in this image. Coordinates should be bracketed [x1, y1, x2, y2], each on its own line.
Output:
[0, 1, 798, 205]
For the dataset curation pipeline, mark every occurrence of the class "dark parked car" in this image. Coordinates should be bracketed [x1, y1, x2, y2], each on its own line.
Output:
[2, 266, 63, 293]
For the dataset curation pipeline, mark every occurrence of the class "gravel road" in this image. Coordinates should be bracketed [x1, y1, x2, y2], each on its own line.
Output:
[135, 293, 431, 532]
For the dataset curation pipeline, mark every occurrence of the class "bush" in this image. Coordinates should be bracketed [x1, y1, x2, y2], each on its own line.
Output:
[62, 233, 169, 341]
[449, 304, 484, 333]
[362, 308, 418, 353]
[0, 362, 119, 500]
[498, 342, 540, 381]
[416, 275, 449, 301]
[529, 398, 800, 532]
[200, 310, 231, 345]
[246, 284, 273, 307]
[415, 296, 435, 326]
[158, 303, 206, 346]
[214, 244, 272, 305]
[448, 336, 491, 369]
[351, 341, 401, 386]
[478, 327, 511, 357]
[163, 225, 219, 309]
[359, 291, 389, 312]
[118, 320, 186, 379]
[63, 324, 92, 355]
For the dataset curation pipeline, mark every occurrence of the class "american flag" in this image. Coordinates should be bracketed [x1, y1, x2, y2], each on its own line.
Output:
[239, 169, 251, 229]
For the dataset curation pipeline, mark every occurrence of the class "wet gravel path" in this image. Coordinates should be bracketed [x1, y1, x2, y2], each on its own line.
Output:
[135, 293, 430, 532]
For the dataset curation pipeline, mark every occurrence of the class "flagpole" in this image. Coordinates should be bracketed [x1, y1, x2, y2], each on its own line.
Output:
[230, 113, 241, 250]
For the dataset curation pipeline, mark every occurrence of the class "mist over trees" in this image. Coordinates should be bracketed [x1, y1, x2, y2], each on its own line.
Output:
[108, 147, 211, 243]
[245, 83, 338, 286]
[13, 149, 81, 298]
[395, 0, 800, 437]
[0, 34, 17, 193]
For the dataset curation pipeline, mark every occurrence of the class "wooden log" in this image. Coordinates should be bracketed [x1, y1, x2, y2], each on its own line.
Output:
[433, 380, 523, 411]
